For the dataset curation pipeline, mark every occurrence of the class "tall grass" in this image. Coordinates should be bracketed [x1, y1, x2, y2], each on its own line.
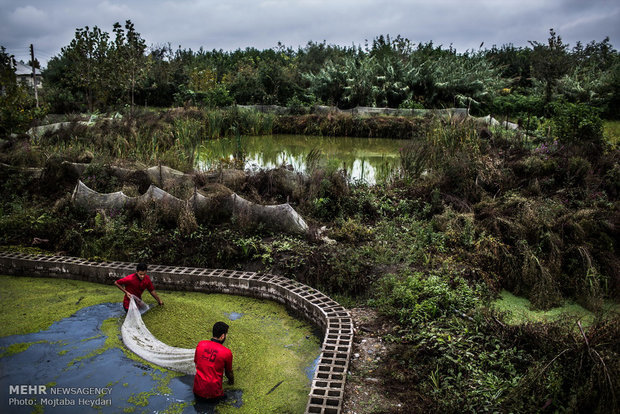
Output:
[399, 118, 481, 180]
[205, 107, 274, 138]
[305, 147, 323, 174]
[30, 107, 276, 172]
[173, 117, 203, 170]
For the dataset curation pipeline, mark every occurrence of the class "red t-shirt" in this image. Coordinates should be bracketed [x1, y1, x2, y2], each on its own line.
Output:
[193, 340, 233, 399]
[116, 273, 154, 310]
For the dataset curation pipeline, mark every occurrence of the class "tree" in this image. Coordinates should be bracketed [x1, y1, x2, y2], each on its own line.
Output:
[342, 55, 380, 107]
[0, 46, 39, 134]
[113, 20, 149, 110]
[228, 61, 266, 104]
[142, 43, 182, 107]
[572, 37, 616, 70]
[42, 54, 84, 113]
[405, 47, 504, 110]
[303, 59, 348, 107]
[27, 58, 41, 70]
[485, 44, 532, 89]
[61, 26, 111, 111]
[374, 55, 412, 107]
[529, 29, 571, 104]
[0, 46, 16, 90]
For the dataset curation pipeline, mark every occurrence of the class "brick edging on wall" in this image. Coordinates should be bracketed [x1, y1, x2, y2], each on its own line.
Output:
[0, 252, 351, 414]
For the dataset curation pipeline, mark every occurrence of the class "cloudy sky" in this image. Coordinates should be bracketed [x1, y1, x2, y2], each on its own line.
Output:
[1, 0, 619, 65]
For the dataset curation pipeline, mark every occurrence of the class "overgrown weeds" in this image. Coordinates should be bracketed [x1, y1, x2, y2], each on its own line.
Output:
[273, 112, 429, 138]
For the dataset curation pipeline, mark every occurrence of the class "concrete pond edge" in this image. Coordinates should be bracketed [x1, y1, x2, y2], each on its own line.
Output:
[0, 251, 351, 414]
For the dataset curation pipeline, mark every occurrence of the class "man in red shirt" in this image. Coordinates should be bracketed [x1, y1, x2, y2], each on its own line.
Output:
[114, 263, 164, 311]
[193, 321, 234, 401]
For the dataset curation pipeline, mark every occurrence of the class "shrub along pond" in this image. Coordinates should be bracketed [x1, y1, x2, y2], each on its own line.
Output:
[198, 134, 410, 184]
[0, 275, 321, 413]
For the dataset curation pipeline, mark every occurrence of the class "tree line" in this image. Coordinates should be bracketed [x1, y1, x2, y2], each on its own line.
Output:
[2, 23, 619, 125]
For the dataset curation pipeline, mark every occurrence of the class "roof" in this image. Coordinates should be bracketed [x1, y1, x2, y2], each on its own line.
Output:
[15, 62, 41, 76]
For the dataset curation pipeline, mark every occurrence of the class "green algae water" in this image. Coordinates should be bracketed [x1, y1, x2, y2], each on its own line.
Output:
[142, 291, 321, 413]
[492, 290, 620, 326]
[198, 134, 409, 184]
[0, 275, 321, 413]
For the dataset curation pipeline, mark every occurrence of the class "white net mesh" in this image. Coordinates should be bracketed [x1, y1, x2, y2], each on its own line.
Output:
[121, 296, 195, 375]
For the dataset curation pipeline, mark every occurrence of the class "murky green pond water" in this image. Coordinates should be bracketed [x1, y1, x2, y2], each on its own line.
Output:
[198, 134, 409, 184]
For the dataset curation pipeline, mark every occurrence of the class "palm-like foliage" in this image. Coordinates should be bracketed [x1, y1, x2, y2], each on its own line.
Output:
[374, 56, 412, 107]
[407, 52, 505, 108]
[305, 49, 504, 110]
[557, 60, 620, 115]
[342, 55, 380, 107]
[303, 59, 348, 107]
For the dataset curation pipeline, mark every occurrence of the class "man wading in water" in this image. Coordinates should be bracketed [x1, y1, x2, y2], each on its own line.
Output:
[114, 263, 164, 311]
[193, 321, 235, 402]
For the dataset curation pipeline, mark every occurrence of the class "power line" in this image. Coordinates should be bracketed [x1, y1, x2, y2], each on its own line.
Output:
[4, 45, 59, 59]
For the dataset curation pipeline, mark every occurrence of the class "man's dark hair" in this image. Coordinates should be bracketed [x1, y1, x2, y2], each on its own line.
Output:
[213, 321, 229, 338]
[136, 263, 148, 271]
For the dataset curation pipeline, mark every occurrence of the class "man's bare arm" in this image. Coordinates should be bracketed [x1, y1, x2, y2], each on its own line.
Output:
[114, 281, 131, 298]
[150, 290, 164, 306]
[225, 368, 234, 385]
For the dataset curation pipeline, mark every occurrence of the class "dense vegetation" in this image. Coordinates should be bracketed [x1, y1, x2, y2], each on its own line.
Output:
[3, 25, 620, 131]
[1, 24, 619, 413]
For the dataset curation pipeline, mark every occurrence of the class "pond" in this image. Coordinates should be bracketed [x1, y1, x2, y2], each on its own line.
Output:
[0, 276, 321, 413]
[197, 134, 410, 184]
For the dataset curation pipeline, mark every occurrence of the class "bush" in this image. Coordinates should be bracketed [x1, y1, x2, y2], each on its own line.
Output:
[329, 217, 374, 243]
[552, 101, 603, 145]
[0, 84, 44, 135]
[202, 84, 234, 108]
[304, 169, 349, 220]
[371, 271, 482, 327]
[566, 156, 592, 185]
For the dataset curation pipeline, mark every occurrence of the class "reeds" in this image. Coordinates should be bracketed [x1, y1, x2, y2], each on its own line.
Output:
[399, 118, 481, 181]
[31, 107, 278, 172]
[173, 117, 203, 170]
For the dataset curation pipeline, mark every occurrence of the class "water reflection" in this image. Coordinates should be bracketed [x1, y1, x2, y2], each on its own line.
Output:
[197, 135, 409, 184]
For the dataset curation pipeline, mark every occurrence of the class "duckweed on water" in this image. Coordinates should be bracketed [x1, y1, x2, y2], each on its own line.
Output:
[142, 292, 321, 413]
[0, 275, 119, 336]
[492, 290, 620, 326]
[162, 402, 190, 414]
[0, 341, 44, 357]
[0, 275, 322, 413]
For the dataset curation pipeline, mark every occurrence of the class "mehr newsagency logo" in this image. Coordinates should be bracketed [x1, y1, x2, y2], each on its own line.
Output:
[8, 384, 112, 408]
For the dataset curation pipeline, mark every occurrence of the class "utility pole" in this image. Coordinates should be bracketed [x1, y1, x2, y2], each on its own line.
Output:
[30, 44, 39, 108]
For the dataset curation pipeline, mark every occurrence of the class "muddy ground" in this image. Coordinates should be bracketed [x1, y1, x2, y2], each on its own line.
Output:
[343, 308, 429, 413]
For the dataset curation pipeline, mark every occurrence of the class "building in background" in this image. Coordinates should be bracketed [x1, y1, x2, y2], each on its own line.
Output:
[15, 62, 43, 88]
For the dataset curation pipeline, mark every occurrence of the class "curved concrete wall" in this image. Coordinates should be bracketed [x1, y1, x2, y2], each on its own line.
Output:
[0, 252, 352, 414]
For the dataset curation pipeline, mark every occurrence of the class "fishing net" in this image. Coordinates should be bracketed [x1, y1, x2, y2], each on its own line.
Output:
[121, 296, 195, 375]
[72, 180, 133, 211]
[72, 180, 309, 235]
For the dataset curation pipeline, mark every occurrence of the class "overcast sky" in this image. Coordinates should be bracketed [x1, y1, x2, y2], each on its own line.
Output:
[1, 0, 619, 66]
